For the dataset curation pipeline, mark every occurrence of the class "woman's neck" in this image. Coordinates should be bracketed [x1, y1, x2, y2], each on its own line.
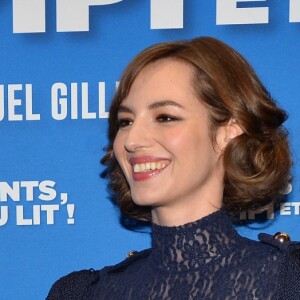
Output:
[151, 200, 222, 226]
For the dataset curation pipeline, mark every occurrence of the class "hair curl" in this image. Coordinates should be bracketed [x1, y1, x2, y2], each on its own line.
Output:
[101, 37, 291, 220]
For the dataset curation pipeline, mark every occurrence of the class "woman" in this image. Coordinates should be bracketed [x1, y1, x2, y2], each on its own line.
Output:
[47, 37, 300, 299]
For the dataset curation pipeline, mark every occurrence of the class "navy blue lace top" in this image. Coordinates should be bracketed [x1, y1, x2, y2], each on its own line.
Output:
[47, 210, 300, 299]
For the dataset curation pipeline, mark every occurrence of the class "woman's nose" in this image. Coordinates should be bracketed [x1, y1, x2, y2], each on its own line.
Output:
[124, 122, 152, 152]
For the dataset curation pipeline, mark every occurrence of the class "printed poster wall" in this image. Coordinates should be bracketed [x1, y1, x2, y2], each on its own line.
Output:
[0, 1, 300, 299]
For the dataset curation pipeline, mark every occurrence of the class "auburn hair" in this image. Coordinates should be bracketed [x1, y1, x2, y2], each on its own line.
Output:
[101, 37, 291, 220]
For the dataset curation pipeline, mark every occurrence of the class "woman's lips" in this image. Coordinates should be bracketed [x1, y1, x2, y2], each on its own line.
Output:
[133, 161, 166, 173]
[129, 157, 170, 181]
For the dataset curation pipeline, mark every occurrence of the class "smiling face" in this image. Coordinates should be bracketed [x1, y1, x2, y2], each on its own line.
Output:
[113, 59, 226, 225]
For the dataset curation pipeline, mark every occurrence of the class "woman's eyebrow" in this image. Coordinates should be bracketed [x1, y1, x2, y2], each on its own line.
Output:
[148, 100, 184, 110]
[118, 100, 184, 113]
[117, 104, 132, 113]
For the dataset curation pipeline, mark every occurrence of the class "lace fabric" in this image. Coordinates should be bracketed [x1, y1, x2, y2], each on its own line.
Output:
[89, 210, 287, 299]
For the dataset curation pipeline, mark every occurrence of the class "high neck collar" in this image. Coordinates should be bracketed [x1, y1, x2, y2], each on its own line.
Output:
[150, 210, 239, 273]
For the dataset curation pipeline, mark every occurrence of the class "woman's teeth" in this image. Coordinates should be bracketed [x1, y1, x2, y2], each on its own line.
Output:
[133, 162, 166, 173]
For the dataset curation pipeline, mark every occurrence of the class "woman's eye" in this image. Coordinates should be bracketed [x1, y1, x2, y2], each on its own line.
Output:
[118, 119, 133, 128]
[156, 114, 179, 123]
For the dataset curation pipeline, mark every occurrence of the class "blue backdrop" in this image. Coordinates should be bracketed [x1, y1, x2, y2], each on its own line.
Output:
[0, 1, 299, 299]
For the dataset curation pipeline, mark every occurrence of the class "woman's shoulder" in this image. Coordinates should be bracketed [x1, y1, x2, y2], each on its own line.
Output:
[257, 232, 300, 272]
[240, 231, 300, 265]
[237, 230, 300, 256]
[103, 248, 151, 274]
[257, 232, 300, 259]
[257, 232, 300, 298]
[46, 269, 99, 300]
[46, 248, 151, 300]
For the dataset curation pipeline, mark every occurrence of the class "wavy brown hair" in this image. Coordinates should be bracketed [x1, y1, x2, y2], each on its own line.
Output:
[101, 37, 291, 221]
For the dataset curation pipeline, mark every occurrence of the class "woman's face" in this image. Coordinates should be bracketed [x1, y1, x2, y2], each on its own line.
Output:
[113, 59, 225, 225]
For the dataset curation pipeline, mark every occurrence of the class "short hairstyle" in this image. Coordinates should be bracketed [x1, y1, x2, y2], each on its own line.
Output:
[101, 36, 291, 221]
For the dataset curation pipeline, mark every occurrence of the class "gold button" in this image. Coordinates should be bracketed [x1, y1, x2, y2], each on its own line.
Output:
[273, 232, 291, 243]
[126, 250, 138, 258]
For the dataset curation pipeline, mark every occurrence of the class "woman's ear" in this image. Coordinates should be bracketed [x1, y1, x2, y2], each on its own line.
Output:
[224, 118, 243, 142]
[216, 118, 243, 151]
